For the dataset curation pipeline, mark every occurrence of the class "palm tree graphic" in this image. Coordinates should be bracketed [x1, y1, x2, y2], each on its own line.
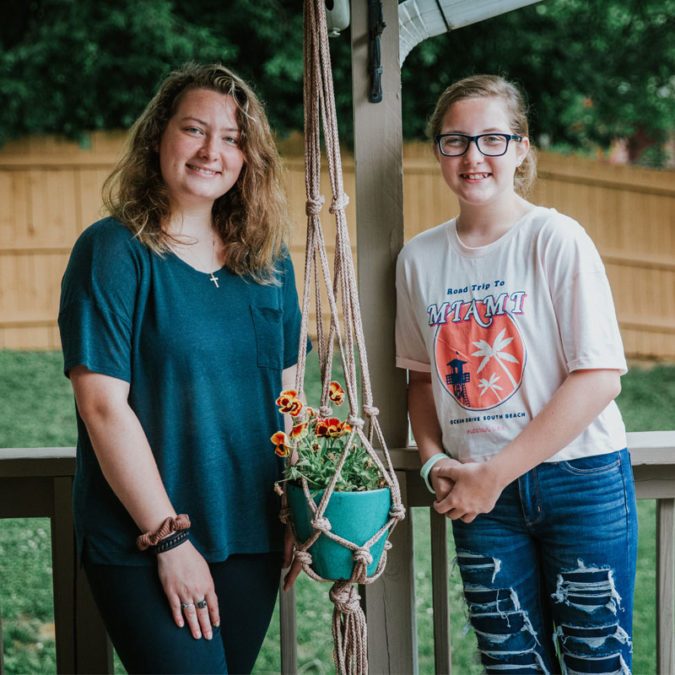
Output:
[478, 373, 503, 400]
[472, 329, 520, 389]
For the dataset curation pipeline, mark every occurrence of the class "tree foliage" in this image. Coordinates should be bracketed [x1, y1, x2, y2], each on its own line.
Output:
[0, 0, 303, 142]
[400, 0, 675, 164]
[0, 0, 673, 165]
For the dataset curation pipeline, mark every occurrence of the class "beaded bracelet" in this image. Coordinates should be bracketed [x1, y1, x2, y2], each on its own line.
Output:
[152, 529, 191, 555]
[420, 453, 449, 494]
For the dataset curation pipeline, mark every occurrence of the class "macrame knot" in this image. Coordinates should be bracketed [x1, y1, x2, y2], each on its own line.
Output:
[319, 405, 332, 417]
[362, 405, 379, 417]
[311, 516, 332, 533]
[353, 547, 373, 566]
[279, 505, 292, 524]
[329, 193, 350, 214]
[329, 582, 362, 615]
[296, 550, 313, 566]
[305, 195, 325, 216]
[389, 504, 406, 520]
[347, 414, 365, 429]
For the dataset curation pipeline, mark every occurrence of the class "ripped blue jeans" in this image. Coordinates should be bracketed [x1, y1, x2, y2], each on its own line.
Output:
[452, 448, 637, 674]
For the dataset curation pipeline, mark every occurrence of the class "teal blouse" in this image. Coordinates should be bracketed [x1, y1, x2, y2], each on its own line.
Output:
[59, 218, 304, 565]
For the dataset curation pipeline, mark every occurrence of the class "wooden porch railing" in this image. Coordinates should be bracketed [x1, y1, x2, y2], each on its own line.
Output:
[1, 430, 674, 674]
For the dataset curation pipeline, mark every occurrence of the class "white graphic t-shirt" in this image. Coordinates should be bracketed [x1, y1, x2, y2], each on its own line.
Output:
[395, 206, 627, 463]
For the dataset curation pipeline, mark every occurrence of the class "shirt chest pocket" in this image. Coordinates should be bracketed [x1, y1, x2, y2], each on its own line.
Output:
[249, 304, 283, 369]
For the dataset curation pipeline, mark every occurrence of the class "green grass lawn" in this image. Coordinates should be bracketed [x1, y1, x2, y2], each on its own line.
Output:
[0, 351, 673, 674]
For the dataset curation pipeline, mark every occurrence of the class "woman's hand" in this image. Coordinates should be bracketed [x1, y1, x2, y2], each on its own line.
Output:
[282, 524, 303, 591]
[432, 461, 503, 523]
[428, 456, 461, 502]
[157, 540, 220, 640]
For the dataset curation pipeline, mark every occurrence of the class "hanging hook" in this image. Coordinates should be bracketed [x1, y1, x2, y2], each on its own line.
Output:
[367, 0, 386, 102]
[325, 0, 350, 37]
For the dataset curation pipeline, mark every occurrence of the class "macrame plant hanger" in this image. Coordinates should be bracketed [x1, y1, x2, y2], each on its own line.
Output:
[280, 1, 405, 673]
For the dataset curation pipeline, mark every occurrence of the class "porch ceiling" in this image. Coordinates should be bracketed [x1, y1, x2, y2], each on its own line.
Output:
[399, 0, 542, 64]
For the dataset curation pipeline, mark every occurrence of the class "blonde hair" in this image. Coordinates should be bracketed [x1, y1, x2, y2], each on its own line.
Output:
[427, 74, 537, 196]
[103, 62, 289, 282]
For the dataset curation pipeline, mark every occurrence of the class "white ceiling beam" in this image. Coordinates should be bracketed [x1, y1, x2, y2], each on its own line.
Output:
[399, 0, 542, 64]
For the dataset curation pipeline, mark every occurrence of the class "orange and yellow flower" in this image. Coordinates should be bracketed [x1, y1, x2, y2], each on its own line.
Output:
[315, 419, 329, 437]
[276, 390, 297, 406]
[272, 380, 385, 491]
[290, 421, 308, 439]
[270, 431, 291, 457]
[329, 381, 345, 405]
[277, 390, 303, 417]
[326, 417, 343, 438]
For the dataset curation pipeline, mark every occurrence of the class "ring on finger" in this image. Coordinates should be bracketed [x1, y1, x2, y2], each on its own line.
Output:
[196, 599, 208, 610]
[181, 602, 195, 610]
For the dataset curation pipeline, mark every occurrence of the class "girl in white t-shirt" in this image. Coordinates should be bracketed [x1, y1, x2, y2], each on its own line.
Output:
[395, 75, 636, 674]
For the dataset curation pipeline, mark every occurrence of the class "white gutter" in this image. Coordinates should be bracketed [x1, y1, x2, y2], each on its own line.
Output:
[399, 0, 542, 64]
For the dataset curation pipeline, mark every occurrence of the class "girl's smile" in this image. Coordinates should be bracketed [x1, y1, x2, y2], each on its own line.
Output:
[159, 88, 245, 213]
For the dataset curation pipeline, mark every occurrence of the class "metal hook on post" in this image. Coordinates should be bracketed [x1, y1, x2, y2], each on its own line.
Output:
[367, 0, 386, 102]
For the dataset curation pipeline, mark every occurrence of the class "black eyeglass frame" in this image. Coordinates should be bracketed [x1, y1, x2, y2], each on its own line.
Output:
[435, 133, 523, 157]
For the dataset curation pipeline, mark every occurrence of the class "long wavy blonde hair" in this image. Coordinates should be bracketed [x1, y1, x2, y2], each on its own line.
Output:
[427, 74, 537, 197]
[103, 62, 289, 282]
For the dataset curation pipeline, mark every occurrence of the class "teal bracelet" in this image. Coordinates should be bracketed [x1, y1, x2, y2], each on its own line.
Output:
[420, 453, 449, 494]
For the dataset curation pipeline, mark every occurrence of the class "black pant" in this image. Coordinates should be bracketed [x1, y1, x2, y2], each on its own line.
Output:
[83, 552, 281, 674]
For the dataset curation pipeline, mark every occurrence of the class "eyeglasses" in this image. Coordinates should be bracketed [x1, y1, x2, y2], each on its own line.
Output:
[435, 133, 522, 157]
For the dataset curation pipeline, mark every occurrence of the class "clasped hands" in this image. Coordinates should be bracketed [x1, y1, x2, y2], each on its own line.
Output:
[429, 457, 503, 523]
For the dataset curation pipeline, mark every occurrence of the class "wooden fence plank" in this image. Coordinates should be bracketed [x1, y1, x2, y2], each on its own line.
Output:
[0, 135, 673, 358]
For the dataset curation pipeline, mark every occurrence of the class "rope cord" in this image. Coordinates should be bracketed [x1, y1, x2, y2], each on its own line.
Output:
[283, 1, 406, 672]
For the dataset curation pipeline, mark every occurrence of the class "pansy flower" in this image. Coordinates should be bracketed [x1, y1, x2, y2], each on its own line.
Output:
[326, 417, 343, 438]
[276, 390, 297, 407]
[329, 381, 345, 405]
[290, 421, 308, 439]
[276, 389, 303, 417]
[270, 431, 291, 457]
[315, 419, 329, 437]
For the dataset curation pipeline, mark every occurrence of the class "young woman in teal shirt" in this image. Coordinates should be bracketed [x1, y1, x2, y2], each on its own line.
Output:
[59, 63, 304, 674]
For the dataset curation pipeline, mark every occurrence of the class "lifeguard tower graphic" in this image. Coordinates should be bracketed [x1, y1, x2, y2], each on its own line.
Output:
[434, 308, 526, 411]
[446, 355, 471, 407]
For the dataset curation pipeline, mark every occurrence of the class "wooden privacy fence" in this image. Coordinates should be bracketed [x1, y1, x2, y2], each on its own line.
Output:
[1, 132, 674, 358]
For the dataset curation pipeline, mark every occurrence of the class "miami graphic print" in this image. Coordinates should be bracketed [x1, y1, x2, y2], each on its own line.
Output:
[428, 288, 527, 411]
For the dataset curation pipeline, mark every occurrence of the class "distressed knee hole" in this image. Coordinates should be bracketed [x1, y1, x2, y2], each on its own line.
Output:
[483, 649, 549, 674]
[556, 622, 631, 654]
[464, 585, 521, 614]
[555, 623, 632, 675]
[457, 554, 549, 673]
[551, 560, 621, 615]
[561, 651, 630, 675]
[470, 609, 540, 650]
[456, 549, 502, 584]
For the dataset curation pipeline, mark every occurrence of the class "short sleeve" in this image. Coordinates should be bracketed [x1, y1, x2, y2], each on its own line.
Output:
[395, 248, 432, 372]
[58, 219, 142, 381]
[279, 251, 306, 369]
[541, 217, 627, 374]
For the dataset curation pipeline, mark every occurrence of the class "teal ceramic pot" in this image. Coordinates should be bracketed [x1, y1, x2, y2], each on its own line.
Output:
[287, 483, 392, 581]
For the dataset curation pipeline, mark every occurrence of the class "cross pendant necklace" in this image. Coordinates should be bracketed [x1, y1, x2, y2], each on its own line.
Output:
[209, 236, 220, 288]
